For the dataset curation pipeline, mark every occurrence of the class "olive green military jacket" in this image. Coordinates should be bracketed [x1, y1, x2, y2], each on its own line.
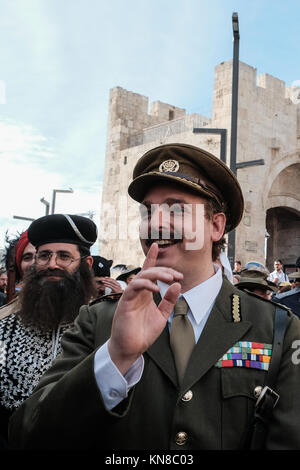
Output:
[8, 279, 300, 450]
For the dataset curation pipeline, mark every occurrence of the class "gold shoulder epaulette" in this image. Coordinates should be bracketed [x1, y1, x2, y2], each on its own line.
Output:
[232, 294, 241, 322]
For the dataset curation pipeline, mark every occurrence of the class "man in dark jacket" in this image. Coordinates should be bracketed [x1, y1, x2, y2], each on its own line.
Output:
[8, 144, 300, 451]
[273, 266, 300, 318]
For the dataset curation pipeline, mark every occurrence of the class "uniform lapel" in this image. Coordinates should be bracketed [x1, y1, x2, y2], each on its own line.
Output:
[182, 279, 252, 390]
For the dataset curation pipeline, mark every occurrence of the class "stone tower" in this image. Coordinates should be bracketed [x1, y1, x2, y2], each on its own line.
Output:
[100, 61, 300, 271]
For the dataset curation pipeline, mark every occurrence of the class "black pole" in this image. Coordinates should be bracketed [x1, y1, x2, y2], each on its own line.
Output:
[230, 12, 240, 175]
[227, 12, 240, 266]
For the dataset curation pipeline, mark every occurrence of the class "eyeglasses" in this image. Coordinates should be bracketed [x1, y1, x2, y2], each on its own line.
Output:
[35, 251, 85, 268]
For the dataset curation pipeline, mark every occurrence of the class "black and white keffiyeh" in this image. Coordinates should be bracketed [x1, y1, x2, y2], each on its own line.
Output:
[0, 313, 71, 411]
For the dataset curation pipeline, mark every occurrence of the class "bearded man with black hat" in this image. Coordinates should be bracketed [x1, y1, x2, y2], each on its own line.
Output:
[9, 144, 300, 451]
[0, 214, 97, 446]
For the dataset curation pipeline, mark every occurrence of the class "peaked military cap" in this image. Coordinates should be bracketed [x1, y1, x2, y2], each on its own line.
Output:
[92, 256, 113, 277]
[128, 143, 244, 233]
[28, 214, 98, 249]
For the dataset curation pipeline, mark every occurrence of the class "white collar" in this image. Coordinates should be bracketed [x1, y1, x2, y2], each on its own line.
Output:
[158, 264, 223, 325]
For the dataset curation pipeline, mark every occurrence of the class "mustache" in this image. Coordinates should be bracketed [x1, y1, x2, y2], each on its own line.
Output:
[33, 268, 79, 285]
[143, 229, 183, 247]
[35, 268, 69, 278]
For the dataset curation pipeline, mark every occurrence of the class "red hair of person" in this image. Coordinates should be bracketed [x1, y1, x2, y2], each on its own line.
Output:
[15, 230, 29, 276]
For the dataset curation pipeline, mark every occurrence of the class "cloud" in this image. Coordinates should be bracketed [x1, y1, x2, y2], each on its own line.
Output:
[0, 117, 102, 249]
[0, 120, 57, 164]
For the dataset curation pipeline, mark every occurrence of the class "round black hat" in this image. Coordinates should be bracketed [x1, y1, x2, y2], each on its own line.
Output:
[28, 214, 98, 249]
[92, 256, 113, 277]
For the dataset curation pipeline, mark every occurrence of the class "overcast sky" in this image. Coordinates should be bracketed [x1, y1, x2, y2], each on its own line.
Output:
[1, 0, 300, 254]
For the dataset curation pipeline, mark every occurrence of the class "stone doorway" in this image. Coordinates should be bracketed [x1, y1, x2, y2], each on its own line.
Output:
[266, 206, 300, 271]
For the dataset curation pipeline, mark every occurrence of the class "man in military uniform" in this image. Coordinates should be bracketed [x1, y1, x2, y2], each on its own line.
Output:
[8, 144, 300, 450]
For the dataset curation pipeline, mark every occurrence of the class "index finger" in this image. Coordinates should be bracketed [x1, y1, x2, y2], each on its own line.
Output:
[142, 242, 158, 270]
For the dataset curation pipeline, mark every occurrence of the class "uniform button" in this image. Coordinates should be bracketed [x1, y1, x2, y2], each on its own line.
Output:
[182, 390, 193, 402]
[175, 432, 188, 446]
[253, 385, 263, 399]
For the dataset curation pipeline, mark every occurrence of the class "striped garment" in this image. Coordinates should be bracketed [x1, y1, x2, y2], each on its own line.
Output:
[215, 341, 272, 370]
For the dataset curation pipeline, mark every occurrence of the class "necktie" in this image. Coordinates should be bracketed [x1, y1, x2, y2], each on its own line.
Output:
[170, 297, 195, 384]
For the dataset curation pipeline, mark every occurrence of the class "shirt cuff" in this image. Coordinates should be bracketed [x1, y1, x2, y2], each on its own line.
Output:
[94, 340, 144, 411]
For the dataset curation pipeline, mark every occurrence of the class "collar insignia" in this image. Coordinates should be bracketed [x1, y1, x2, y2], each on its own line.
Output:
[232, 294, 241, 322]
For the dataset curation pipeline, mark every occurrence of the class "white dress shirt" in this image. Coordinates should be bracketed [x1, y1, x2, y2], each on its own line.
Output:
[269, 270, 289, 284]
[94, 265, 222, 410]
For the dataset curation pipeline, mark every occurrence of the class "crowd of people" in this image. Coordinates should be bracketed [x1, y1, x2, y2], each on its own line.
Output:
[0, 142, 299, 451]
[227, 258, 300, 309]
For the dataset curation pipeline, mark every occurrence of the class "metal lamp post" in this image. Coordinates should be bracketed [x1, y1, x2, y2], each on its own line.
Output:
[51, 188, 73, 214]
[227, 12, 240, 266]
[40, 197, 50, 215]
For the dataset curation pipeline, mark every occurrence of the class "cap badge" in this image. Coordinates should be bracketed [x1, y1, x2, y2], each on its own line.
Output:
[159, 159, 179, 173]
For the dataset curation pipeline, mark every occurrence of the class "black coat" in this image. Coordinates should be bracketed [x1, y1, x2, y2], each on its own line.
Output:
[273, 289, 300, 318]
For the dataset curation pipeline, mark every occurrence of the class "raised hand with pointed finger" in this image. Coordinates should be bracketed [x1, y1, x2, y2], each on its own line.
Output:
[108, 242, 183, 375]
